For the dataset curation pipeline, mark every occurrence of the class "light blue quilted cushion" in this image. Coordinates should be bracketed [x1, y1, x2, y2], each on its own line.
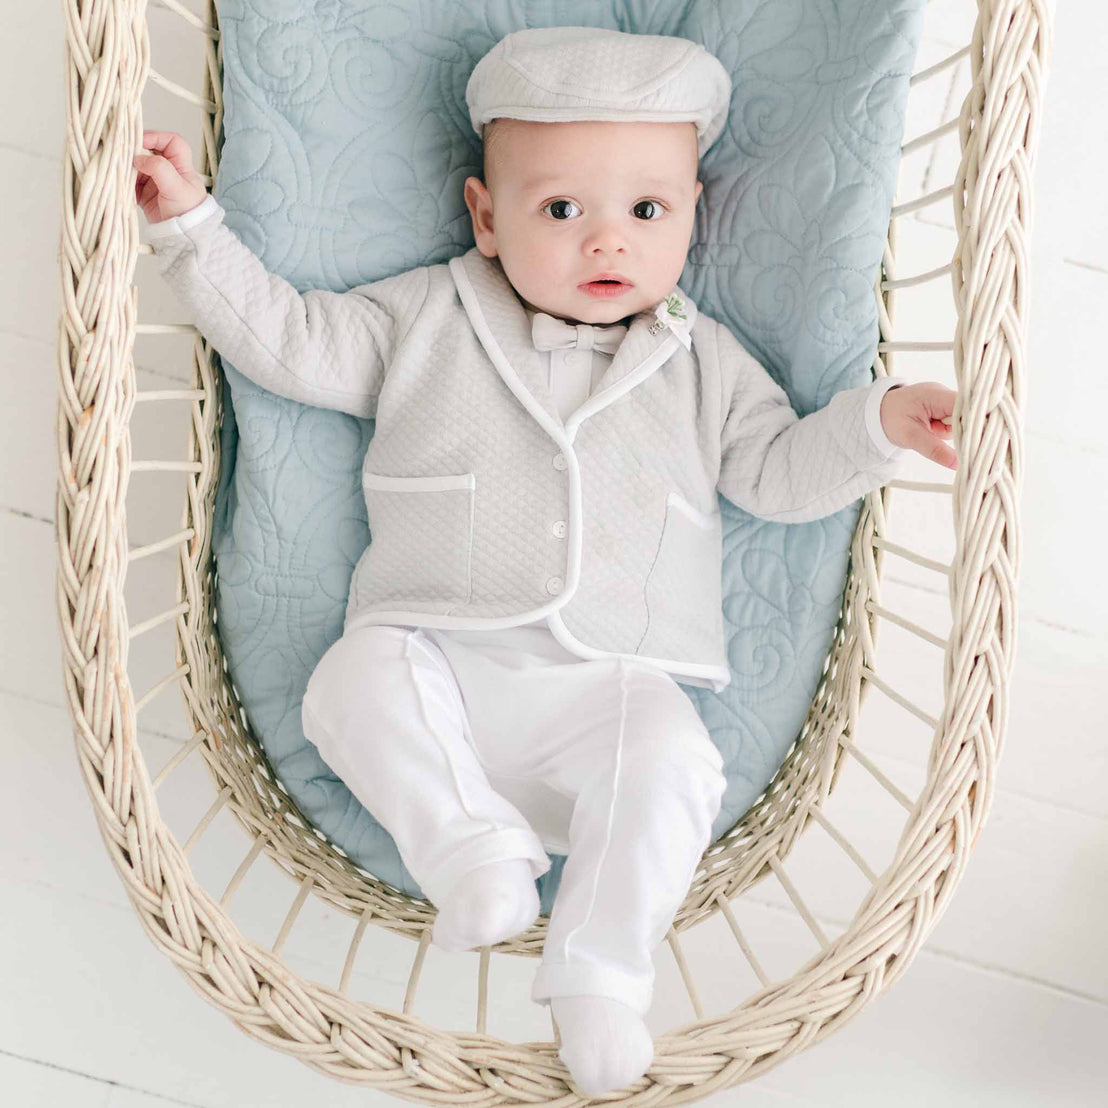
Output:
[209, 0, 925, 915]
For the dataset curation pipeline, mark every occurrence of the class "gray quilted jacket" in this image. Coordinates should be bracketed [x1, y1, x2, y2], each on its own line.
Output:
[147, 194, 908, 693]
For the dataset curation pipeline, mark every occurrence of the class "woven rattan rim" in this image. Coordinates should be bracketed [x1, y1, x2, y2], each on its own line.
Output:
[55, 0, 1052, 1099]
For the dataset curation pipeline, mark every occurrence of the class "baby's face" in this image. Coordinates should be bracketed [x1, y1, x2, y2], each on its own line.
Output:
[464, 120, 703, 325]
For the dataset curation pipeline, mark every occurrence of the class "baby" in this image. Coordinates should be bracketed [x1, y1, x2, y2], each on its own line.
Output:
[134, 26, 956, 1096]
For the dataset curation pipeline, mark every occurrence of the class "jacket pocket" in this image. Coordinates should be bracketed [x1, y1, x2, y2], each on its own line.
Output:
[637, 491, 724, 661]
[358, 471, 475, 613]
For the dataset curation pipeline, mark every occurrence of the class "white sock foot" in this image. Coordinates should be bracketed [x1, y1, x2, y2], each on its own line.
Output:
[431, 858, 540, 952]
[551, 994, 654, 1096]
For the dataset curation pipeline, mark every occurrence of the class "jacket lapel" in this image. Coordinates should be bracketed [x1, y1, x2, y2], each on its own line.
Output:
[449, 246, 697, 432]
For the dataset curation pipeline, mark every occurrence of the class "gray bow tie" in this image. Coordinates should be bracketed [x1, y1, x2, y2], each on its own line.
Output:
[531, 311, 628, 355]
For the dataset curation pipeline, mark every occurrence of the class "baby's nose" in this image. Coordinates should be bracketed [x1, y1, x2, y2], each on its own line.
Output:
[586, 225, 627, 251]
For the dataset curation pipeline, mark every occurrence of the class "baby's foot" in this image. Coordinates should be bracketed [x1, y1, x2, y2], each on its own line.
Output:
[431, 858, 539, 952]
[551, 994, 654, 1096]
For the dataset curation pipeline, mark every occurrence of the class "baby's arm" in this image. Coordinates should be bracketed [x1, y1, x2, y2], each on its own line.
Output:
[145, 197, 429, 419]
[714, 322, 909, 524]
[135, 132, 427, 418]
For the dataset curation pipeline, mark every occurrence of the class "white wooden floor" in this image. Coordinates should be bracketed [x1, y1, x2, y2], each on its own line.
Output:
[5, 0, 1106, 1104]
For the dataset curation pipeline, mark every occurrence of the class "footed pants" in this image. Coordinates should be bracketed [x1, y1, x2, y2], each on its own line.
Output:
[300, 621, 727, 1016]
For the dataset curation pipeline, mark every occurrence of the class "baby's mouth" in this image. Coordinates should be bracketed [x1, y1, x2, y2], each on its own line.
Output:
[579, 278, 633, 298]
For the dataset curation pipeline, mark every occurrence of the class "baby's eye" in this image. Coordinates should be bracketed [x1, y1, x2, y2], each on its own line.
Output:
[542, 199, 581, 220]
[540, 199, 667, 221]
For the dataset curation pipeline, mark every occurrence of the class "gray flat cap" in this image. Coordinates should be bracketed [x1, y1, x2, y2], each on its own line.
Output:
[466, 26, 732, 158]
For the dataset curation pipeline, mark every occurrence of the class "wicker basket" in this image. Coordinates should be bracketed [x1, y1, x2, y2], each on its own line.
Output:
[55, 0, 1052, 1100]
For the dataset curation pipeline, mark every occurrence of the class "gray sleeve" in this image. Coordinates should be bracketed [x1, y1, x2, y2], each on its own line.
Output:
[715, 323, 910, 523]
[144, 196, 429, 418]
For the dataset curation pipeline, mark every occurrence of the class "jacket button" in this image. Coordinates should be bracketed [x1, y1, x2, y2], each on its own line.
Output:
[552, 452, 567, 470]
[552, 520, 566, 538]
[545, 576, 563, 595]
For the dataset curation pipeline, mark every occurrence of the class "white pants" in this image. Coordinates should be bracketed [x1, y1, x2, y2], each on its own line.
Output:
[300, 621, 727, 1016]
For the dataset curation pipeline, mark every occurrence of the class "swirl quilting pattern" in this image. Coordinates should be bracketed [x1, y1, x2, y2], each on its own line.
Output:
[209, 0, 925, 914]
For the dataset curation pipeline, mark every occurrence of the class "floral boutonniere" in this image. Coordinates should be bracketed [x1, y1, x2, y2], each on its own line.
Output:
[647, 294, 692, 350]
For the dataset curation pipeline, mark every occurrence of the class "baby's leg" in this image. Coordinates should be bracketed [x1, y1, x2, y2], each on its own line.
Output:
[531, 659, 727, 1094]
[300, 624, 551, 949]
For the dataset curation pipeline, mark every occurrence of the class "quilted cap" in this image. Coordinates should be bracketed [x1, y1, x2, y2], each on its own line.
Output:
[466, 26, 732, 158]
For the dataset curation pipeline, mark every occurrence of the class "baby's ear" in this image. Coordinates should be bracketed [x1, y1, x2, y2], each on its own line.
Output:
[695, 180, 704, 202]
[464, 176, 498, 258]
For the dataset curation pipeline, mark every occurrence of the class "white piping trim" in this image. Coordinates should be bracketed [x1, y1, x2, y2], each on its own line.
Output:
[144, 193, 221, 240]
[666, 490, 717, 531]
[343, 608, 733, 693]
[448, 256, 585, 601]
[865, 376, 911, 457]
[361, 472, 475, 492]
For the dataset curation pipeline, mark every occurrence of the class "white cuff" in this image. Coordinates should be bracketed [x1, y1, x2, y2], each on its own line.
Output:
[865, 375, 910, 458]
[145, 194, 221, 241]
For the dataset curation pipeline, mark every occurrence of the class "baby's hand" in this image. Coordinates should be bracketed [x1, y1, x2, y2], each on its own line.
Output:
[133, 130, 208, 223]
[880, 381, 958, 470]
